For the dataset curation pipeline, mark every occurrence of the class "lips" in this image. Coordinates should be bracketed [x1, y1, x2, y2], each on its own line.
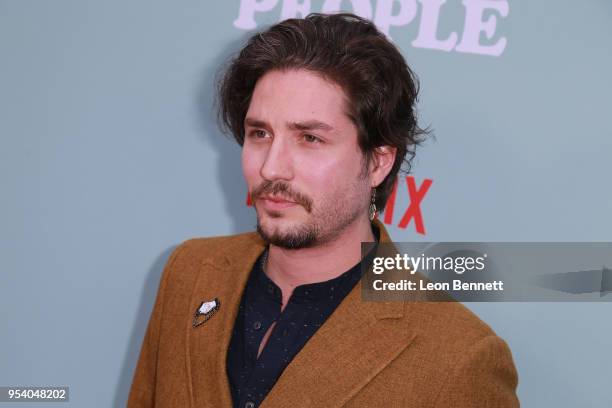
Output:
[259, 195, 299, 210]
[263, 195, 296, 204]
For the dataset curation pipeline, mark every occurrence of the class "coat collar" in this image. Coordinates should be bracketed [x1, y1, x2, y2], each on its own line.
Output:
[187, 219, 416, 408]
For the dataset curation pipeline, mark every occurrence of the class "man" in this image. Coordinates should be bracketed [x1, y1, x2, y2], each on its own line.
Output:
[128, 13, 519, 408]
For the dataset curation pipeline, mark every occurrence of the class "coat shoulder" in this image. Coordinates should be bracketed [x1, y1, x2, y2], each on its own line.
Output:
[159, 231, 264, 288]
[370, 302, 519, 407]
[413, 302, 519, 406]
[412, 300, 500, 350]
[179, 230, 264, 261]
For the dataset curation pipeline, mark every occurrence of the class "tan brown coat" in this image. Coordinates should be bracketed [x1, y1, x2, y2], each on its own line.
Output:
[128, 220, 519, 407]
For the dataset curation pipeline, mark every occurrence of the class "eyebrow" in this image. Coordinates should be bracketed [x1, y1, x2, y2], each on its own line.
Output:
[244, 117, 269, 129]
[287, 120, 334, 132]
[244, 117, 335, 133]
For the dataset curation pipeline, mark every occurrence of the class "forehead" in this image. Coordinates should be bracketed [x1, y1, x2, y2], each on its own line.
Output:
[246, 69, 355, 131]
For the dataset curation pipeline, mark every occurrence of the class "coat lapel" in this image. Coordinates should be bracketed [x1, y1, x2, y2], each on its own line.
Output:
[187, 234, 265, 408]
[261, 221, 419, 407]
[186, 220, 416, 408]
[261, 285, 416, 408]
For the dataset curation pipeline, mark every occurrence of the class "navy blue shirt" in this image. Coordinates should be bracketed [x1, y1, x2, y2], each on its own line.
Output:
[226, 226, 380, 408]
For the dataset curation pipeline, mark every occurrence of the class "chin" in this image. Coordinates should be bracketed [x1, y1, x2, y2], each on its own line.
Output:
[257, 216, 297, 236]
[256, 217, 319, 249]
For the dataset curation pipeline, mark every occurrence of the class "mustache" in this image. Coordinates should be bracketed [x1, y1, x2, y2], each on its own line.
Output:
[251, 181, 313, 213]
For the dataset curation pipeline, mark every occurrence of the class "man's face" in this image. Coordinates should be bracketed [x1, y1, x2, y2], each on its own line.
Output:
[242, 68, 372, 249]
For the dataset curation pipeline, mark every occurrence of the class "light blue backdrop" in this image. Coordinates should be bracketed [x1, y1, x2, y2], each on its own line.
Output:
[1, 1, 611, 406]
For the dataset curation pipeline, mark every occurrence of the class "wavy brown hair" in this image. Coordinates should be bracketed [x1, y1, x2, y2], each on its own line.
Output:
[217, 13, 428, 210]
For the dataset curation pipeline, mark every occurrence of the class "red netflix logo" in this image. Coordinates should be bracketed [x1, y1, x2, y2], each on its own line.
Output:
[246, 176, 432, 235]
[382, 176, 432, 235]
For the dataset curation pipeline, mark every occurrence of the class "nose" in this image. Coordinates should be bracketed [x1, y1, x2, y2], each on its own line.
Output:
[259, 136, 294, 182]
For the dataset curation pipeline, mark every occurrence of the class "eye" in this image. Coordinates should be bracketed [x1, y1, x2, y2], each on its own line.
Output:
[302, 134, 322, 143]
[249, 129, 269, 139]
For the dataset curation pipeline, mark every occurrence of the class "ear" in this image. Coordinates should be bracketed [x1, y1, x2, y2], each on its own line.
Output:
[368, 146, 397, 187]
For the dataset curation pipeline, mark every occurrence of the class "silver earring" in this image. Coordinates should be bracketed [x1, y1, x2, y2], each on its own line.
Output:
[369, 188, 377, 221]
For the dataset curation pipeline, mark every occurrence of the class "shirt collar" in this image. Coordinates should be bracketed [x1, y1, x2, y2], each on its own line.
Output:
[254, 223, 381, 303]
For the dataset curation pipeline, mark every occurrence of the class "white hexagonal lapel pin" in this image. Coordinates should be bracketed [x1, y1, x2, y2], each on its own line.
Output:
[192, 298, 220, 328]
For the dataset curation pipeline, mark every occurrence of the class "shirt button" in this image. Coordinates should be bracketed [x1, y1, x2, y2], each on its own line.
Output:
[245, 401, 256, 408]
[253, 321, 262, 330]
[267, 284, 274, 294]
[282, 328, 289, 336]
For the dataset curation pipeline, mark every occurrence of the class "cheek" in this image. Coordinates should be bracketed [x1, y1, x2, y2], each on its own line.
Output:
[304, 150, 363, 180]
[241, 147, 262, 185]
[299, 155, 361, 198]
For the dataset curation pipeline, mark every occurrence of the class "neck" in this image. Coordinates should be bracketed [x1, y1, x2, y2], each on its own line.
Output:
[264, 216, 376, 304]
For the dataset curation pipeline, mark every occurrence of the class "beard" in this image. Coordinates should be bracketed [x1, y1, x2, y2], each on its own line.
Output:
[256, 218, 318, 249]
[252, 179, 368, 250]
